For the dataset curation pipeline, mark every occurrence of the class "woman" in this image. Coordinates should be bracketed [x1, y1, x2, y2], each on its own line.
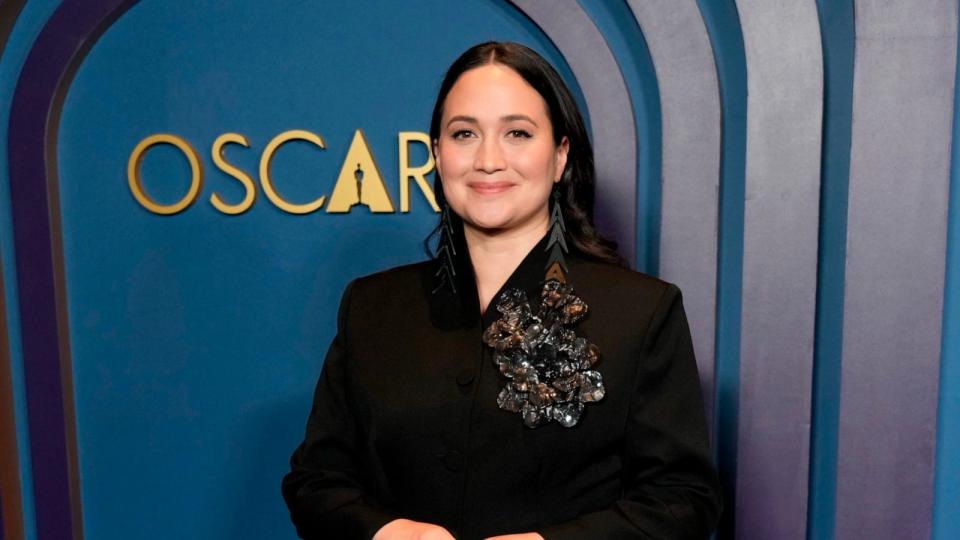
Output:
[282, 41, 722, 540]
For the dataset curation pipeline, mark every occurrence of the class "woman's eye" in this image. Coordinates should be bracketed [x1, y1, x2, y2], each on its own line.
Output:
[451, 130, 474, 140]
[507, 129, 532, 139]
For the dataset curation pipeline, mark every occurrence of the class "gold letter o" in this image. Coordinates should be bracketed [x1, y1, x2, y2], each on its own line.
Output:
[127, 134, 203, 215]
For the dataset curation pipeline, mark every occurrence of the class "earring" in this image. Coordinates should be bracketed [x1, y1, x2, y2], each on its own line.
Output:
[433, 202, 458, 294]
[545, 186, 569, 283]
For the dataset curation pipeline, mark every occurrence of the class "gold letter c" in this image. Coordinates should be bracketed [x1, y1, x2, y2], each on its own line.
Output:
[259, 129, 326, 214]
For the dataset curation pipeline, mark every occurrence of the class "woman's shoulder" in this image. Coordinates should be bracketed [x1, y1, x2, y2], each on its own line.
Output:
[342, 259, 435, 302]
[571, 258, 678, 297]
[568, 258, 684, 325]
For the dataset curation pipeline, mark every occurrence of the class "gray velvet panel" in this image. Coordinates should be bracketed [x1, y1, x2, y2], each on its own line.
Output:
[511, 0, 637, 263]
[835, 2, 956, 538]
[733, 1, 823, 538]
[625, 0, 720, 424]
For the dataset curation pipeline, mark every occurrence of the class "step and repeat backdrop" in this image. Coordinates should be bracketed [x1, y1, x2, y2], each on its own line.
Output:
[1, 1, 959, 539]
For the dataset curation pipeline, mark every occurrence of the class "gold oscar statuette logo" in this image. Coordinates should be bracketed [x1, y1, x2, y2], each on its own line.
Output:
[126, 129, 439, 215]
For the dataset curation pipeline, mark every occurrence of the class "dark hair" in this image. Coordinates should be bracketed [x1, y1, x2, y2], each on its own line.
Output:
[425, 41, 624, 266]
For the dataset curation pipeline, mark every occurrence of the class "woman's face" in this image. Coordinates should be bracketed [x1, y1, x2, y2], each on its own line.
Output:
[434, 63, 569, 237]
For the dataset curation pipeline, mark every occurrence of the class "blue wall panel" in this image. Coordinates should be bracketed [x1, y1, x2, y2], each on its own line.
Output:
[52, 1, 575, 538]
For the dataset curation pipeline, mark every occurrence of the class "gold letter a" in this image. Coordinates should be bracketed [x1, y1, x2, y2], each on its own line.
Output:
[326, 129, 394, 213]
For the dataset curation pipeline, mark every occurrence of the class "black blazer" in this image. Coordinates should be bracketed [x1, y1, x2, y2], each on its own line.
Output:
[282, 231, 722, 539]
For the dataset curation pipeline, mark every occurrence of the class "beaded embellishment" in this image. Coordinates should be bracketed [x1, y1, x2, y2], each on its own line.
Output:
[482, 279, 605, 428]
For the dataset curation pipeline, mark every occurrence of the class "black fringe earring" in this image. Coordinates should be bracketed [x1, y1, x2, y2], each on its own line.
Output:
[482, 183, 606, 428]
[545, 186, 569, 283]
[433, 203, 458, 294]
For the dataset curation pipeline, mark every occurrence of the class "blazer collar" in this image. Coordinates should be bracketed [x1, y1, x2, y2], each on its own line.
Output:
[424, 225, 553, 331]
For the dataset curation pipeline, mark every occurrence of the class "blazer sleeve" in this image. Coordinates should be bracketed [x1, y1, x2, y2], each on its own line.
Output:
[281, 279, 397, 539]
[537, 283, 722, 540]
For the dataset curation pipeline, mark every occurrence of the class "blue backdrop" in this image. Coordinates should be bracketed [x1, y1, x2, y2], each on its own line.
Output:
[2, 1, 959, 540]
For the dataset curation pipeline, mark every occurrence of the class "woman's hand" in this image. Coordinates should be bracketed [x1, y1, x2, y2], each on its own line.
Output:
[484, 534, 545, 540]
[373, 518, 457, 540]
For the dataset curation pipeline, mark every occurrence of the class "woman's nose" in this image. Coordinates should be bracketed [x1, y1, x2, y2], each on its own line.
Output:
[473, 136, 507, 173]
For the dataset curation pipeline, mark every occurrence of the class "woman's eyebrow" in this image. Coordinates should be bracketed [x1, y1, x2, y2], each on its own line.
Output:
[501, 114, 538, 127]
[446, 115, 478, 128]
[446, 114, 539, 127]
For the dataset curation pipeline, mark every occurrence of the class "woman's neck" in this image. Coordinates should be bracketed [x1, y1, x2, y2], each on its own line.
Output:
[464, 214, 550, 315]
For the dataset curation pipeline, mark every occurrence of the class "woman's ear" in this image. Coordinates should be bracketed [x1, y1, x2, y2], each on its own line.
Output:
[433, 139, 442, 176]
[554, 136, 570, 183]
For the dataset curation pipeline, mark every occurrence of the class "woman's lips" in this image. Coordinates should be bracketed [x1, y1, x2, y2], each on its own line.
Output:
[468, 182, 515, 195]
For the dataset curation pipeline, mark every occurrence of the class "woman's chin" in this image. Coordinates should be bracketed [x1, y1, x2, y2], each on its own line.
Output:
[463, 216, 514, 235]
[461, 207, 549, 237]
[466, 222, 508, 235]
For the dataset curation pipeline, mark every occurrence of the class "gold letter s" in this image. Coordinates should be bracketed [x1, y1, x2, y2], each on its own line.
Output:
[211, 133, 256, 215]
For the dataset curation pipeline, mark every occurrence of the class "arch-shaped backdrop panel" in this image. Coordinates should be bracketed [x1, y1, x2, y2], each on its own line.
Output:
[0, 7, 27, 540]
[8, 3, 138, 538]
[807, 1, 855, 538]
[625, 0, 721, 425]
[0, 2, 61, 538]
[836, 2, 957, 539]
[3, 1, 960, 539]
[733, 1, 823, 538]
[511, 0, 637, 265]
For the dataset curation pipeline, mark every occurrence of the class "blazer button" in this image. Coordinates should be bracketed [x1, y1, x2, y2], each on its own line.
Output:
[443, 450, 464, 472]
[456, 368, 475, 387]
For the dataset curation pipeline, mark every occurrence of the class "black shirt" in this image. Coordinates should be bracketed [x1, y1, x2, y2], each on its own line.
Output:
[282, 231, 722, 539]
